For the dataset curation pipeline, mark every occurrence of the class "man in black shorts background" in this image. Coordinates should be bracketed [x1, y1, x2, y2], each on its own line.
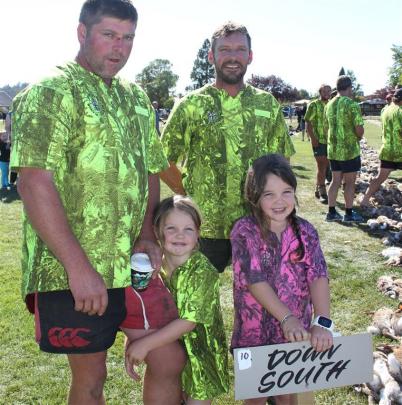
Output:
[10, 1, 184, 403]
[361, 88, 402, 207]
[305, 84, 332, 203]
[324, 76, 365, 223]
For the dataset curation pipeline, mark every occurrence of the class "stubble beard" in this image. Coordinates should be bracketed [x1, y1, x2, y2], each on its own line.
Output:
[215, 63, 247, 85]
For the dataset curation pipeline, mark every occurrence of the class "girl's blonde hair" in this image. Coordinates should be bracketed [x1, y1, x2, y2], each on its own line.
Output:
[153, 195, 202, 244]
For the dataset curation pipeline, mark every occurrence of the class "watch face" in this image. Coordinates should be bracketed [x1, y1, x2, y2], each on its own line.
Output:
[318, 316, 332, 328]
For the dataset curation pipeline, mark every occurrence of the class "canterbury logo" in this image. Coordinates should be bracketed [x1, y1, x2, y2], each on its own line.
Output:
[48, 327, 91, 348]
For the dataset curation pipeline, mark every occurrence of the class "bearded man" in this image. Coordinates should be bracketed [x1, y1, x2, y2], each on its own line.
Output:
[160, 21, 295, 272]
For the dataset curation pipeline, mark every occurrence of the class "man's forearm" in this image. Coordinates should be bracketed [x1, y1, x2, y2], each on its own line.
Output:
[137, 173, 160, 242]
[159, 162, 185, 195]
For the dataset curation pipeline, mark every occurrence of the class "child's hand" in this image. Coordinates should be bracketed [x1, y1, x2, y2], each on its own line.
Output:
[310, 326, 333, 352]
[281, 316, 310, 342]
[125, 340, 150, 380]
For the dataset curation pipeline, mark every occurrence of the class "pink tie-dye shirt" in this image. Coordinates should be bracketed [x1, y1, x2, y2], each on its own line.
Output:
[230, 216, 328, 349]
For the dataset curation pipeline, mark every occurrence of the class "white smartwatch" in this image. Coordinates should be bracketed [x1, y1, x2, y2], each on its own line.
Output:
[311, 316, 334, 332]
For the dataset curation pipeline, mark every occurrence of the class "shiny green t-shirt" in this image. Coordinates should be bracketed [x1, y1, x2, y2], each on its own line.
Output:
[324, 96, 364, 161]
[10, 62, 168, 298]
[161, 84, 295, 239]
[379, 103, 402, 162]
[162, 251, 229, 400]
[304, 98, 328, 144]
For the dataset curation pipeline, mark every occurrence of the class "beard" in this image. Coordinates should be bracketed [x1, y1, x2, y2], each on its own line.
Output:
[214, 61, 247, 85]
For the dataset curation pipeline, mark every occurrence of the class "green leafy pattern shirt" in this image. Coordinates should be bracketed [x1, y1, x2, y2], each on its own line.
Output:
[161, 84, 295, 239]
[162, 251, 229, 400]
[324, 96, 364, 161]
[10, 62, 168, 298]
[304, 98, 327, 144]
[379, 103, 402, 162]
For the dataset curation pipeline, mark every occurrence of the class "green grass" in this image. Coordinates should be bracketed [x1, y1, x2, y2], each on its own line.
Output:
[1, 119, 399, 404]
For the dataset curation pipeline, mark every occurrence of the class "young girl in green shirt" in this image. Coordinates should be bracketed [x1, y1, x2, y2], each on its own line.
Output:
[125, 195, 229, 404]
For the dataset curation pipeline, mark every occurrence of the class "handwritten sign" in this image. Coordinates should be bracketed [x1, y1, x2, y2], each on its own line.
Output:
[234, 333, 372, 400]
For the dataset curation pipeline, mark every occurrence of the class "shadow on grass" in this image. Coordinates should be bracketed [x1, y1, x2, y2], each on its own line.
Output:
[0, 186, 20, 204]
[291, 165, 310, 171]
[292, 165, 312, 180]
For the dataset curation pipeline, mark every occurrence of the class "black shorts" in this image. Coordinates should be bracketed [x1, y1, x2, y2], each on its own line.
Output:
[200, 238, 232, 273]
[380, 160, 402, 170]
[313, 143, 328, 157]
[34, 279, 178, 354]
[330, 156, 361, 173]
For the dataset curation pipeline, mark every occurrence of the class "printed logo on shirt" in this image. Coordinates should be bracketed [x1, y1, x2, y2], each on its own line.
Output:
[48, 327, 91, 348]
[90, 98, 103, 115]
[207, 111, 219, 124]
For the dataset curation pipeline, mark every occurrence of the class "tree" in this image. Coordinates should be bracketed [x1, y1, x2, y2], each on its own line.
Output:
[188, 39, 215, 90]
[368, 86, 394, 100]
[298, 89, 310, 99]
[135, 59, 178, 107]
[247, 74, 301, 102]
[388, 44, 402, 87]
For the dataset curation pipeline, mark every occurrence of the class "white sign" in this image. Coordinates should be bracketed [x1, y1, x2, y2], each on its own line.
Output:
[234, 333, 373, 400]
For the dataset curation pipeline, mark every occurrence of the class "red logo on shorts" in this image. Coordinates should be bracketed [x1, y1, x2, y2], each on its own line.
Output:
[48, 327, 91, 348]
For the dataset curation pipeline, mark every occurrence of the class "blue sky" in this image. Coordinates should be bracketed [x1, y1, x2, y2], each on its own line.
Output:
[2, 0, 401, 95]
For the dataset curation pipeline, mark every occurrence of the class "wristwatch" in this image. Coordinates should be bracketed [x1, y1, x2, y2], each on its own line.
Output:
[311, 316, 334, 332]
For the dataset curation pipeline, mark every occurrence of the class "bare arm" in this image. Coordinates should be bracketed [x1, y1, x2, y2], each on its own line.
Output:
[306, 121, 319, 147]
[355, 125, 364, 139]
[248, 281, 309, 342]
[125, 318, 195, 380]
[133, 173, 163, 272]
[309, 277, 333, 351]
[159, 162, 185, 195]
[309, 277, 330, 318]
[17, 167, 108, 315]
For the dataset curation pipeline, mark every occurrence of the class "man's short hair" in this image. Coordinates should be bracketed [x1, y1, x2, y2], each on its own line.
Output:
[211, 21, 251, 53]
[79, 0, 138, 31]
[336, 75, 352, 91]
[394, 88, 402, 103]
[319, 84, 331, 94]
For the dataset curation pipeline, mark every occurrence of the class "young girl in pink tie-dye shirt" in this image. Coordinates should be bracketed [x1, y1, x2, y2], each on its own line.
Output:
[230, 154, 333, 405]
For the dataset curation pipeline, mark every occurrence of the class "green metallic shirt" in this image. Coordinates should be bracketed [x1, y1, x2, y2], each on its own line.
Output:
[161, 84, 295, 239]
[162, 251, 229, 400]
[379, 103, 402, 162]
[304, 98, 328, 144]
[324, 95, 364, 161]
[10, 62, 168, 298]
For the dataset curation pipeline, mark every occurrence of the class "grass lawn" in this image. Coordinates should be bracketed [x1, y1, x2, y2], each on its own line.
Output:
[0, 120, 399, 404]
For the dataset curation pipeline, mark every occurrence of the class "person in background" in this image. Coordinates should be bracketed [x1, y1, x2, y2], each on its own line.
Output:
[360, 88, 402, 207]
[0, 130, 11, 189]
[324, 75, 364, 223]
[10, 1, 184, 403]
[231, 154, 332, 405]
[305, 84, 332, 203]
[152, 100, 161, 135]
[160, 21, 295, 273]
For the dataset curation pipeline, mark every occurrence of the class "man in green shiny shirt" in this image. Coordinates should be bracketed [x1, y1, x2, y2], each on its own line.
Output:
[324, 75, 364, 223]
[361, 88, 402, 206]
[10, 1, 184, 403]
[160, 22, 295, 272]
[305, 84, 331, 203]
